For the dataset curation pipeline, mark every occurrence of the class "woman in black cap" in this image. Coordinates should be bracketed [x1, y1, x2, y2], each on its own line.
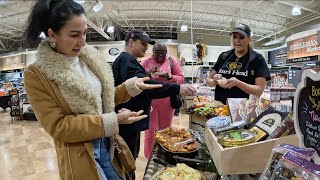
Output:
[206, 23, 270, 104]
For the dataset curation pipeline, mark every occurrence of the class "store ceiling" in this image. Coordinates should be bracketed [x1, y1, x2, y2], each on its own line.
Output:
[0, 0, 320, 52]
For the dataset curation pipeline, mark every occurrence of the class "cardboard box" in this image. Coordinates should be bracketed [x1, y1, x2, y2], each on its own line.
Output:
[204, 127, 299, 175]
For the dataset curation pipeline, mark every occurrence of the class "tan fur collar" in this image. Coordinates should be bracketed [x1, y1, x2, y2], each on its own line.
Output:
[34, 40, 115, 114]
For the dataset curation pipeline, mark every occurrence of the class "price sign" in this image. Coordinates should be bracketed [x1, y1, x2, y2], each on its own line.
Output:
[294, 69, 320, 164]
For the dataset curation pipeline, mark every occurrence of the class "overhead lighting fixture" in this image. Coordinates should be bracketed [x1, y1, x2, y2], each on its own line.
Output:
[181, 25, 188, 32]
[107, 26, 114, 33]
[38, 32, 46, 39]
[74, 0, 85, 4]
[93, 1, 103, 12]
[292, 7, 301, 16]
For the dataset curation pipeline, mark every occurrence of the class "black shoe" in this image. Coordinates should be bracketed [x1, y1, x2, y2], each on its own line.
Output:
[174, 109, 180, 116]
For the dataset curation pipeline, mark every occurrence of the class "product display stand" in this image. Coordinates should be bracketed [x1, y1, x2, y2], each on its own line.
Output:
[205, 127, 299, 177]
[9, 89, 20, 123]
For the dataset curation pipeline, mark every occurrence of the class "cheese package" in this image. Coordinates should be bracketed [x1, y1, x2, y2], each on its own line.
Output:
[260, 144, 316, 180]
[245, 95, 260, 124]
[246, 107, 289, 139]
[267, 113, 294, 139]
[206, 116, 231, 129]
[226, 98, 247, 123]
[249, 126, 268, 142]
[217, 129, 256, 147]
[270, 152, 320, 180]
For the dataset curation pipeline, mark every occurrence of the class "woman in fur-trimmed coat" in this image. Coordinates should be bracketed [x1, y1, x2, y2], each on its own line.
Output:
[23, 1, 163, 179]
[24, 39, 160, 180]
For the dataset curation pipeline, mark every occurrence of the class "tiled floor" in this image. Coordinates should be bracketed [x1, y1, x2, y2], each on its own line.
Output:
[0, 110, 189, 180]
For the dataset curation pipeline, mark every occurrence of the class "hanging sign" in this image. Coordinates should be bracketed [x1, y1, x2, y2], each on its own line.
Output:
[0, 55, 25, 71]
[294, 69, 320, 164]
[287, 34, 320, 59]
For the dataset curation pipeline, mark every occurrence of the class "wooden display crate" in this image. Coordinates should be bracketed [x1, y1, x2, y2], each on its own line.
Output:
[189, 114, 207, 126]
[182, 95, 194, 109]
[205, 126, 299, 175]
[189, 114, 207, 134]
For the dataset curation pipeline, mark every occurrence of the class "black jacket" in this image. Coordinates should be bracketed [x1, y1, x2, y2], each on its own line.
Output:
[112, 52, 180, 134]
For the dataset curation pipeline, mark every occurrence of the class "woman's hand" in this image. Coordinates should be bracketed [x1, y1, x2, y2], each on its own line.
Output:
[149, 67, 159, 74]
[213, 74, 222, 82]
[179, 84, 196, 96]
[116, 109, 147, 124]
[135, 77, 163, 90]
[206, 72, 221, 87]
[147, 67, 160, 78]
[220, 77, 239, 89]
[158, 72, 172, 80]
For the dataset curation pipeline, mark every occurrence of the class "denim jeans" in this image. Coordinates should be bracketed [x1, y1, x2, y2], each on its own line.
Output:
[92, 138, 122, 180]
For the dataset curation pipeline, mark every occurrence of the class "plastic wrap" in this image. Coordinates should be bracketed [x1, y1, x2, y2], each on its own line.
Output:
[271, 151, 320, 180]
[260, 144, 316, 180]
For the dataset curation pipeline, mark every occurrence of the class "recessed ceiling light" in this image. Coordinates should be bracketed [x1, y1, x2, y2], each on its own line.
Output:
[74, 0, 85, 4]
[181, 25, 188, 32]
[292, 7, 301, 16]
[38, 32, 46, 39]
[107, 26, 114, 33]
[93, 1, 103, 12]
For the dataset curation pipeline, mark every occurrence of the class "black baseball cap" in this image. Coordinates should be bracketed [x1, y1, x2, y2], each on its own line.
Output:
[231, 23, 251, 37]
[125, 30, 155, 45]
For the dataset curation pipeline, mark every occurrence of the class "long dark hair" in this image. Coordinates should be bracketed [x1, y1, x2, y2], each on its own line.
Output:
[23, 0, 85, 48]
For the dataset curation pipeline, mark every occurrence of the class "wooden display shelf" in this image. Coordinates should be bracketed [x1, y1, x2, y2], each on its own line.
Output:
[204, 126, 299, 175]
[189, 114, 207, 134]
[189, 114, 207, 126]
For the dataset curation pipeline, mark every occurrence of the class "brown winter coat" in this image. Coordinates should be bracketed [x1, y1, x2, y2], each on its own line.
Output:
[24, 40, 140, 180]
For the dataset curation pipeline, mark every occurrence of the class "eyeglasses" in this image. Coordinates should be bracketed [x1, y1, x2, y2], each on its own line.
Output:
[154, 50, 167, 55]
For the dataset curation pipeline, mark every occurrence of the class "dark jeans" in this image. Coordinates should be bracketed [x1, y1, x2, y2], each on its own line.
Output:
[119, 130, 141, 180]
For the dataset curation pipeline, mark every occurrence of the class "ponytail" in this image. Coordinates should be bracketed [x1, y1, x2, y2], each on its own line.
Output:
[23, 0, 85, 48]
[249, 42, 253, 49]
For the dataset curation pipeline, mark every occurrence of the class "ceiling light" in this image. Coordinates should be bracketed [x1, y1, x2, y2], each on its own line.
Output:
[38, 32, 46, 39]
[292, 7, 301, 16]
[181, 25, 188, 32]
[74, 0, 85, 4]
[107, 26, 114, 33]
[93, 1, 103, 12]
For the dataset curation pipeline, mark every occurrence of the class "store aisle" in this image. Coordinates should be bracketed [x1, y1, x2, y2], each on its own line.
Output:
[0, 110, 189, 180]
[0, 110, 58, 180]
